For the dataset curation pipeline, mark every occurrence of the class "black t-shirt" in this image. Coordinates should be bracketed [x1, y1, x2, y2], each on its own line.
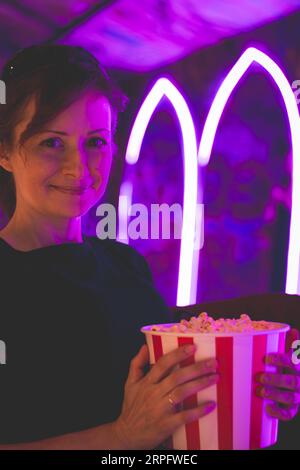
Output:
[0, 235, 172, 444]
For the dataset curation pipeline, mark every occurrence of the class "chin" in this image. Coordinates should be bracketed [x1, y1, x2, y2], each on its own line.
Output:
[49, 202, 93, 218]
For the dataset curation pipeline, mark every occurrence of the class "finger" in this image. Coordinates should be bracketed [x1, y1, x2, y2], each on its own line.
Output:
[160, 358, 218, 396]
[165, 374, 220, 409]
[126, 344, 150, 385]
[256, 372, 300, 392]
[256, 385, 300, 406]
[266, 403, 299, 421]
[286, 328, 300, 352]
[146, 344, 197, 384]
[264, 352, 300, 372]
[169, 401, 217, 430]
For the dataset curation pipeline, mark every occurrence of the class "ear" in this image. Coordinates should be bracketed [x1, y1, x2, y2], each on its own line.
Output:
[0, 142, 13, 173]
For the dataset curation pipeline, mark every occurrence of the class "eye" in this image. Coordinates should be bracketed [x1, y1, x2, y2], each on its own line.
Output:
[87, 137, 107, 148]
[40, 137, 63, 149]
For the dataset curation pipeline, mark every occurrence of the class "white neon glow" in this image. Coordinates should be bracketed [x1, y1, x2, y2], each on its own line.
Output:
[198, 47, 300, 295]
[118, 77, 199, 306]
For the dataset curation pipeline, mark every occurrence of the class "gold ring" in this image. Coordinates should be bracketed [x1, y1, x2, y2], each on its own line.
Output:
[168, 393, 176, 411]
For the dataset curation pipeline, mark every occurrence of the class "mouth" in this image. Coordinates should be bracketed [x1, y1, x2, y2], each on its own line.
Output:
[50, 185, 91, 195]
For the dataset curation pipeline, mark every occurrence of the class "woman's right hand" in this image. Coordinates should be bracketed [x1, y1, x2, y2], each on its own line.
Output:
[113, 343, 219, 450]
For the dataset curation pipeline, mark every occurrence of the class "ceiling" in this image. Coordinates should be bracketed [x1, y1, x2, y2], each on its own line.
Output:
[0, 0, 299, 72]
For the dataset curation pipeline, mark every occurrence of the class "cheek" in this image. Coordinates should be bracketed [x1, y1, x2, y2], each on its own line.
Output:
[91, 156, 112, 199]
[15, 167, 50, 192]
[23, 152, 58, 184]
[96, 154, 112, 180]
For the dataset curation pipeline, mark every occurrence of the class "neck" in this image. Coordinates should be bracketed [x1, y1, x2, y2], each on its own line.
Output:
[0, 207, 83, 251]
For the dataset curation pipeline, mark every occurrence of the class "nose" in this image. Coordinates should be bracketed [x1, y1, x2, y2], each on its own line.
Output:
[62, 146, 90, 180]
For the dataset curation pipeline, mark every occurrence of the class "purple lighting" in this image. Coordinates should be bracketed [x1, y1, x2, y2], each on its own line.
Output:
[198, 47, 300, 295]
[118, 77, 199, 306]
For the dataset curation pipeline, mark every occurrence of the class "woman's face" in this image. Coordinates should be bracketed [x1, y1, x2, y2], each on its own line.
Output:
[3, 88, 113, 219]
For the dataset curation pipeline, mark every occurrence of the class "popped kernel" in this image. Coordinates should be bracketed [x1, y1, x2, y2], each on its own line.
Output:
[150, 312, 283, 333]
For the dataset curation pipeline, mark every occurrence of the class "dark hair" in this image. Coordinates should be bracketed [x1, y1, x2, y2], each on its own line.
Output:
[0, 44, 129, 221]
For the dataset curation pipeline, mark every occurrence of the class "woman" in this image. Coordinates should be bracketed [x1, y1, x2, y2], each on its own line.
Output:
[0, 44, 219, 449]
[0, 44, 298, 451]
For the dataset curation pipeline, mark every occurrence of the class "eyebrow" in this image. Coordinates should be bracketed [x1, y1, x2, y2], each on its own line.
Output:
[39, 128, 110, 135]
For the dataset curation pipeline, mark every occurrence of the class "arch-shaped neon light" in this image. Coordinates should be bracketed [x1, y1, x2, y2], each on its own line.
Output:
[118, 78, 199, 306]
[198, 47, 300, 295]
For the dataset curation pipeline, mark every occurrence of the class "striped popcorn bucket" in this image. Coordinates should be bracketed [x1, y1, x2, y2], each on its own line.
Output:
[141, 322, 290, 450]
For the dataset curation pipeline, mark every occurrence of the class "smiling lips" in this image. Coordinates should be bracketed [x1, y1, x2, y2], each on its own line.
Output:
[51, 185, 90, 195]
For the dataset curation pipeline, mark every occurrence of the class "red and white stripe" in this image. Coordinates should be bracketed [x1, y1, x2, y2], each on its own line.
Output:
[146, 328, 288, 450]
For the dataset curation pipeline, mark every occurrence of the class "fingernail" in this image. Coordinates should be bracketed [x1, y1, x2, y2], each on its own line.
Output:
[205, 359, 217, 369]
[263, 375, 273, 384]
[184, 344, 196, 354]
[266, 404, 275, 416]
[258, 387, 270, 398]
[205, 402, 216, 413]
[264, 354, 275, 364]
[256, 373, 271, 384]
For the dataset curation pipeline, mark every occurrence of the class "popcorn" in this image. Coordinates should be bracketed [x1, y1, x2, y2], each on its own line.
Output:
[150, 312, 282, 333]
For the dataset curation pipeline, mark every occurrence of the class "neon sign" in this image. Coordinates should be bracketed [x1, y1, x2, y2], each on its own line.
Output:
[119, 47, 300, 305]
[118, 77, 199, 307]
[198, 47, 300, 295]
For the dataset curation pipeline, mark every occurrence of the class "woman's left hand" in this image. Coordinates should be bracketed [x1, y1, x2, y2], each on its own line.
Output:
[255, 328, 300, 421]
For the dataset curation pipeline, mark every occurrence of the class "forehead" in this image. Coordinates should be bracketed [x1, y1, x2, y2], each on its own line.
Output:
[51, 90, 112, 130]
[15, 89, 112, 141]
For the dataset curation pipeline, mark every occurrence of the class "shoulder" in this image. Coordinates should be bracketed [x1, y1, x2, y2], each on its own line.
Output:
[86, 236, 153, 282]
